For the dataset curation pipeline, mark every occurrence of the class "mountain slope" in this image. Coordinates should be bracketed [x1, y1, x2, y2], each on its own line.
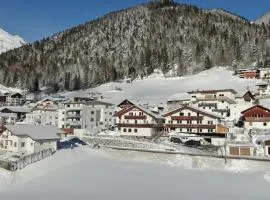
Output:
[0, 27, 25, 55]
[0, 0, 269, 92]
[255, 12, 270, 25]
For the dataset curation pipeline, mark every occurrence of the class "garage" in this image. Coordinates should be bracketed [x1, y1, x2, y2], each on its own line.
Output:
[229, 145, 253, 157]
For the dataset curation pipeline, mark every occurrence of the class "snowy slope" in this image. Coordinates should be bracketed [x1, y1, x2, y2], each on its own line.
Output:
[64, 67, 259, 106]
[0, 27, 25, 54]
[1, 147, 270, 199]
[255, 11, 270, 25]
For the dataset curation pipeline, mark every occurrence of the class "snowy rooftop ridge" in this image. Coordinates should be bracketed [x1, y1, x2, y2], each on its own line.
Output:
[5, 125, 62, 141]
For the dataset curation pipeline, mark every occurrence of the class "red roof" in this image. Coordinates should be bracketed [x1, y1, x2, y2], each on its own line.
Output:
[241, 105, 270, 114]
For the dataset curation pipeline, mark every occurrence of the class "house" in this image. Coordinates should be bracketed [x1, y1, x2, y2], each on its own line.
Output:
[163, 105, 227, 134]
[188, 89, 237, 118]
[241, 105, 270, 129]
[0, 106, 31, 120]
[259, 68, 270, 80]
[58, 100, 114, 133]
[0, 113, 17, 125]
[256, 81, 270, 97]
[114, 100, 164, 138]
[0, 125, 61, 154]
[25, 106, 59, 126]
[239, 70, 258, 79]
[167, 93, 190, 111]
[6, 93, 24, 106]
[230, 90, 256, 122]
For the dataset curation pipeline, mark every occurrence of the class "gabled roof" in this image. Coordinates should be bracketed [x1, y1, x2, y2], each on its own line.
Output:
[0, 106, 31, 113]
[188, 89, 237, 94]
[163, 105, 224, 119]
[117, 99, 138, 108]
[4, 125, 62, 141]
[241, 105, 270, 114]
[114, 101, 164, 120]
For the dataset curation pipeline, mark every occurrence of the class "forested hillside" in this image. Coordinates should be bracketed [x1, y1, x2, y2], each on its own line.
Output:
[0, 0, 269, 91]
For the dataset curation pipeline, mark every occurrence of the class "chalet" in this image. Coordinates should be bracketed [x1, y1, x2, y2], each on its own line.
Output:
[6, 92, 24, 106]
[0, 125, 61, 154]
[235, 90, 255, 104]
[259, 68, 270, 80]
[256, 81, 270, 97]
[188, 89, 237, 118]
[0, 106, 31, 120]
[114, 101, 164, 138]
[163, 105, 228, 135]
[241, 105, 270, 129]
[239, 70, 258, 79]
[188, 89, 237, 101]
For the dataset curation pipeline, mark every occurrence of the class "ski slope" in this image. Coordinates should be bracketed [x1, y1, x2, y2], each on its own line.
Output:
[0, 147, 270, 199]
[64, 67, 259, 105]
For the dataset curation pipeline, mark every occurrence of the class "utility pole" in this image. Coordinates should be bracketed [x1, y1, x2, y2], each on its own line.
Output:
[224, 133, 228, 165]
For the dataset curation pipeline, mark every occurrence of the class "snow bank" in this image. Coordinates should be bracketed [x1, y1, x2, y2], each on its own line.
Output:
[0, 147, 270, 200]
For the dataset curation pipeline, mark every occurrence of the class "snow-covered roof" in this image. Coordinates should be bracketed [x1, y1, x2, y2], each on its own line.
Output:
[0, 106, 31, 113]
[164, 104, 224, 119]
[5, 125, 62, 141]
[167, 93, 190, 101]
[0, 113, 17, 118]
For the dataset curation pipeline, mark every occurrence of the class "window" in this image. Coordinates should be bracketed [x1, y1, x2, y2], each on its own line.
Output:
[198, 120, 202, 124]
[180, 112, 184, 116]
[21, 142, 25, 147]
[91, 118, 94, 122]
[129, 112, 133, 116]
[264, 122, 267, 126]
[178, 120, 182, 124]
[62, 118, 65, 121]
[179, 128, 182, 132]
[187, 120, 192, 124]
[188, 113, 191, 116]
[91, 111, 95, 114]
[109, 112, 112, 115]
[135, 120, 138, 124]
[134, 129, 138, 133]
[208, 129, 213, 133]
[123, 128, 127, 132]
[128, 129, 132, 132]
[14, 142, 17, 147]
[208, 121, 213, 125]
[5, 141, 8, 146]
[197, 113, 200, 116]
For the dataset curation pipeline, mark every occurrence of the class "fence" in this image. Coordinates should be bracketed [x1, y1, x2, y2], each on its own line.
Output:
[0, 149, 54, 171]
[83, 136, 171, 150]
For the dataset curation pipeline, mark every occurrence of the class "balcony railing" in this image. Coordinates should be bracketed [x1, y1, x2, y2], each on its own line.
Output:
[124, 115, 147, 120]
[171, 116, 203, 120]
[198, 103, 217, 107]
[212, 109, 230, 113]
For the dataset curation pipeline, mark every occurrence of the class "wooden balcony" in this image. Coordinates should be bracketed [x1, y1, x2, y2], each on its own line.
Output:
[116, 123, 155, 128]
[171, 116, 203, 120]
[165, 124, 216, 129]
[124, 115, 147, 120]
[245, 117, 270, 122]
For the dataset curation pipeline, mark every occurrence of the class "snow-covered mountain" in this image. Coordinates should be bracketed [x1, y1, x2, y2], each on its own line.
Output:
[255, 11, 270, 25]
[0, 27, 25, 54]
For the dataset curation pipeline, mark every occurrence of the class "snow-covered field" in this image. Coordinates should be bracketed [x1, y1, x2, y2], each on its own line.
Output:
[64, 67, 259, 105]
[0, 147, 270, 199]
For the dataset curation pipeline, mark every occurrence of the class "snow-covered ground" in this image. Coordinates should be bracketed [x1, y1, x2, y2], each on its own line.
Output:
[0, 147, 270, 199]
[64, 67, 259, 105]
